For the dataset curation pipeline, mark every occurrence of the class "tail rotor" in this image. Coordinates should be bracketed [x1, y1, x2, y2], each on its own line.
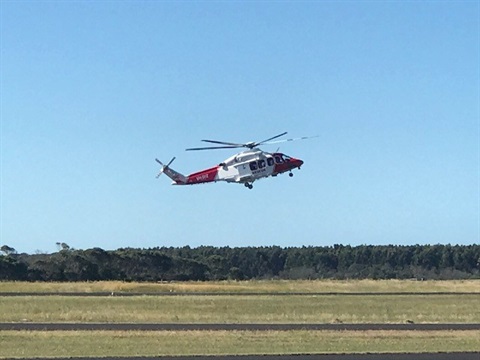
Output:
[155, 157, 176, 178]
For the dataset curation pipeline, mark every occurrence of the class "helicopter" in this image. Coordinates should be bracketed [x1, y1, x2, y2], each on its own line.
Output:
[155, 132, 314, 189]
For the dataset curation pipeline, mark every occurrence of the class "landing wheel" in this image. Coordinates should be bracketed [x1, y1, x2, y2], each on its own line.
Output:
[244, 183, 253, 189]
[289, 172, 294, 177]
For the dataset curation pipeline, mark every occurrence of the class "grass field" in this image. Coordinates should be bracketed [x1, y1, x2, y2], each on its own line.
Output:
[1, 294, 479, 323]
[1, 330, 479, 357]
[1, 280, 479, 358]
[1, 279, 479, 293]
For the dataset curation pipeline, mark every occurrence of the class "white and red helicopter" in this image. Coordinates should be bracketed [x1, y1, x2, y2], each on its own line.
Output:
[155, 132, 314, 189]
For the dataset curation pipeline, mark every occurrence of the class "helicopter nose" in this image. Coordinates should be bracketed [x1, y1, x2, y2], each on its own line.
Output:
[293, 158, 303, 168]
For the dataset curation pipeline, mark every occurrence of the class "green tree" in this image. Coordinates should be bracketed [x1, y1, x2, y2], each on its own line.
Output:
[0, 245, 16, 256]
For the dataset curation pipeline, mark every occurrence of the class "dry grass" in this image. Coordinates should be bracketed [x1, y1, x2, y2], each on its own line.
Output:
[1, 330, 479, 358]
[2, 294, 479, 323]
[1, 279, 479, 293]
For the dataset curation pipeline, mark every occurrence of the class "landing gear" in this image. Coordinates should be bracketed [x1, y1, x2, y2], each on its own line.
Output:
[289, 172, 294, 177]
[244, 182, 253, 189]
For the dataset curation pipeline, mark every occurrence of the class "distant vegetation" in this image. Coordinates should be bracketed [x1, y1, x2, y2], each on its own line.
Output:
[1, 244, 479, 281]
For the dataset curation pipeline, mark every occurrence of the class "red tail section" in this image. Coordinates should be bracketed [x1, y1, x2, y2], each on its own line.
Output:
[186, 166, 219, 184]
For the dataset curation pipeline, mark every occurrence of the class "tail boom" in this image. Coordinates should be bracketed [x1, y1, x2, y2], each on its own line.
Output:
[185, 166, 219, 185]
[156, 159, 226, 186]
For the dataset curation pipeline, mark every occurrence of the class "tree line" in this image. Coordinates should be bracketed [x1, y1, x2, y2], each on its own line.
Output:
[1, 244, 479, 281]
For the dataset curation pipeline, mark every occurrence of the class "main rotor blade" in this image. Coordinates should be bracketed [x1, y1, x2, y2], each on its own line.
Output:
[256, 132, 288, 145]
[186, 132, 292, 152]
[264, 135, 319, 145]
[201, 139, 244, 146]
[186, 145, 242, 151]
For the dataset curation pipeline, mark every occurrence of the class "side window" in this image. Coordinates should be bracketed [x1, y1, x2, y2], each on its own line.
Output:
[267, 158, 274, 166]
[275, 156, 283, 164]
[258, 159, 266, 168]
[249, 161, 258, 171]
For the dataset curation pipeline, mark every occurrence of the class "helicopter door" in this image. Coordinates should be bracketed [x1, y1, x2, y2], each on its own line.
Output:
[234, 161, 254, 182]
[250, 159, 268, 179]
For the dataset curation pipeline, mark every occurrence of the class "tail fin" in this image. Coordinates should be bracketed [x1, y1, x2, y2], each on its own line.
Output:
[155, 157, 187, 184]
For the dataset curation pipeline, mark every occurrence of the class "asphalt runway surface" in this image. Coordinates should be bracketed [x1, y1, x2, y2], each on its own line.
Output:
[2, 322, 480, 331]
[1, 291, 479, 296]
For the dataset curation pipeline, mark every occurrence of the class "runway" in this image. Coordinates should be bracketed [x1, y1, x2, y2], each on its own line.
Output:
[1, 291, 479, 296]
[2, 322, 480, 331]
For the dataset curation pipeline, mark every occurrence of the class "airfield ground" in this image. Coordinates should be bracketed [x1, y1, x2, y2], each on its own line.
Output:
[1, 279, 479, 293]
[0, 280, 479, 358]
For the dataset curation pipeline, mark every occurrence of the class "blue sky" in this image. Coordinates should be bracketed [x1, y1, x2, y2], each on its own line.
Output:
[1, 1, 478, 254]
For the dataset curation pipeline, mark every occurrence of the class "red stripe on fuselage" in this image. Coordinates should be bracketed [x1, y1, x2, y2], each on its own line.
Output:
[186, 166, 219, 184]
[272, 155, 303, 175]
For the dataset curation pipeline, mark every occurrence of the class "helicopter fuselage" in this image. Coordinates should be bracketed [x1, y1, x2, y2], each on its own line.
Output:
[156, 132, 312, 189]
[179, 148, 303, 187]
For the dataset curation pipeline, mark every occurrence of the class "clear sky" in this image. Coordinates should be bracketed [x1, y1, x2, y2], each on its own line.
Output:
[1, 1, 479, 254]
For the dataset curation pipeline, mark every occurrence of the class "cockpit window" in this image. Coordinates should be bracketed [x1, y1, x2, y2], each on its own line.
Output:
[274, 156, 283, 164]
[283, 155, 291, 162]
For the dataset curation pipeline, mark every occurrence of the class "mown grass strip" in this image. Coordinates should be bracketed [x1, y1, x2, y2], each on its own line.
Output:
[1, 330, 479, 358]
[1, 279, 479, 293]
[2, 294, 479, 323]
